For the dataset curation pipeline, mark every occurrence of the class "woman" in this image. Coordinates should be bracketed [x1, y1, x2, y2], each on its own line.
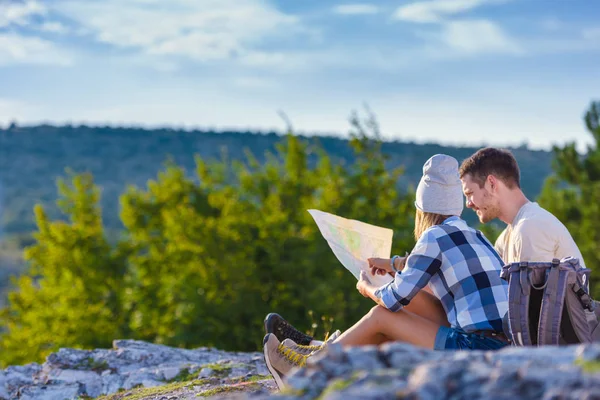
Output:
[263, 154, 509, 390]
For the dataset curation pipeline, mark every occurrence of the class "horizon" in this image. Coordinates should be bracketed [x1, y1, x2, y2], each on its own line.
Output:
[0, 120, 552, 153]
[1, 0, 599, 152]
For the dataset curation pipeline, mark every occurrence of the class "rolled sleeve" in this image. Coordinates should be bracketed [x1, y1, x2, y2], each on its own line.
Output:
[376, 276, 404, 311]
[374, 230, 442, 312]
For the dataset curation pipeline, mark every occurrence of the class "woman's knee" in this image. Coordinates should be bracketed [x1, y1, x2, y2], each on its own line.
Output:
[366, 305, 392, 321]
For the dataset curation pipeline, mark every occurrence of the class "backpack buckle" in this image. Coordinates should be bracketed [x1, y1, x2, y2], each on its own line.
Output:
[552, 258, 560, 267]
[519, 261, 528, 269]
[575, 286, 594, 311]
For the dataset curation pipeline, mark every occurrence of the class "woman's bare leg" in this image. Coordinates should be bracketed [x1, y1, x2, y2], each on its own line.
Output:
[403, 288, 449, 327]
[332, 305, 441, 349]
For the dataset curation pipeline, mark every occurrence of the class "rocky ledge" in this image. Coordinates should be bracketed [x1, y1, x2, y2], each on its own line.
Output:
[3, 340, 600, 399]
[273, 342, 600, 400]
[0, 340, 274, 399]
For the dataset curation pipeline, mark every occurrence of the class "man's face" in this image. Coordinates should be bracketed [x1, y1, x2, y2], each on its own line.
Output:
[461, 173, 501, 223]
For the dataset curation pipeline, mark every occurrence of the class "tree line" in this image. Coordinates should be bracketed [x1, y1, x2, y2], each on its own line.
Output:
[0, 103, 597, 367]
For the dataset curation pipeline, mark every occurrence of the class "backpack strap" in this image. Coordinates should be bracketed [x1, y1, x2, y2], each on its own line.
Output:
[520, 261, 531, 296]
[507, 261, 532, 346]
[574, 282, 594, 312]
[537, 258, 565, 345]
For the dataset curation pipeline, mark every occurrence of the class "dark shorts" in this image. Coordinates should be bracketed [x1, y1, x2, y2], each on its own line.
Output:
[434, 326, 508, 351]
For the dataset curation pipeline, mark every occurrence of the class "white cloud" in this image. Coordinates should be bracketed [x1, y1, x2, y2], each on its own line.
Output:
[333, 4, 379, 15]
[0, 99, 22, 124]
[0, 98, 42, 125]
[54, 0, 305, 63]
[0, 0, 46, 28]
[392, 0, 522, 57]
[232, 76, 275, 89]
[238, 51, 288, 67]
[539, 17, 563, 32]
[38, 21, 69, 34]
[519, 27, 600, 55]
[394, 0, 487, 23]
[583, 27, 600, 41]
[369, 93, 589, 151]
[0, 33, 72, 66]
[440, 20, 521, 54]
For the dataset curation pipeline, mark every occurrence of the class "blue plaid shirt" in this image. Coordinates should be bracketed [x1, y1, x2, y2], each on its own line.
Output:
[374, 216, 508, 333]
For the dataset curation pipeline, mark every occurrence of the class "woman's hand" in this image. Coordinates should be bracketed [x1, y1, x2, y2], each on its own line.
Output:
[368, 257, 392, 276]
[368, 256, 407, 276]
[356, 271, 374, 298]
[356, 271, 385, 307]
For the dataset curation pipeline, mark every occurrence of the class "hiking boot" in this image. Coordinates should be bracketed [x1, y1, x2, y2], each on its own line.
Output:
[323, 329, 341, 343]
[281, 339, 323, 356]
[264, 313, 313, 346]
[281, 329, 341, 355]
[263, 333, 308, 390]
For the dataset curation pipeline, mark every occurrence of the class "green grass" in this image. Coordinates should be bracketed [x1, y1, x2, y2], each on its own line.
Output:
[95, 372, 269, 399]
[575, 357, 600, 373]
[316, 376, 357, 399]
[278, 387, 306, 396]
[95, 379, 212, 400]
[229, 374, 271, 384]
[164, 362, 250, 383]
[198, 362, 247, 378]
[165, 367, 198, 382]
[75, 357, 110, 373]
[196, 382, 261, 397]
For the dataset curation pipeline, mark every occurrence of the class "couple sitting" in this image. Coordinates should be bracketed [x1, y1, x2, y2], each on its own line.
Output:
[263, 148, 585, 390]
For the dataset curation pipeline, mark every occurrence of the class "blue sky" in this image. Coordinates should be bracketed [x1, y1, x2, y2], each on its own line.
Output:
[0, 0, 599, 150]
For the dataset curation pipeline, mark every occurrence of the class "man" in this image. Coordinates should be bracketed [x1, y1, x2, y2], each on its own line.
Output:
[459, 147, 585, 266]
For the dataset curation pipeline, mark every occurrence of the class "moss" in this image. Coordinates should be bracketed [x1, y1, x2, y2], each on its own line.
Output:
[93, 364, 261, 399]
[316, 376, 356, 399]
[575, 357, 600, 373]
[199, 362, 247, 378]
[229, 374, 271, 384]
[201, 362, 236, 371]
[166, 367, 198, 382]
[196, 382, 261, 397]
[95, 379, 212, 400]
[278, 387, 306, 396]
[75, 357, 110, 372]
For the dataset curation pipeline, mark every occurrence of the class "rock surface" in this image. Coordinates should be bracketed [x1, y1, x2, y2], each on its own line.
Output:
[3, 340, 600, 399]
[0, 340, 274, 399]
[271, 342, 600, 400]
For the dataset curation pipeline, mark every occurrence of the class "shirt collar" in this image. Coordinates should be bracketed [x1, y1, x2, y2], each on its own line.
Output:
[442, 215, 461, 225]
[510, 201, 532, 226]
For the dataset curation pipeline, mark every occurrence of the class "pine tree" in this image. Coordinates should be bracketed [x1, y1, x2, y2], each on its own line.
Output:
[0, 111, 417, 364]
[119, 110, 416, 351]
[538, 101, 600, 295]
[0, 173, 127, 366]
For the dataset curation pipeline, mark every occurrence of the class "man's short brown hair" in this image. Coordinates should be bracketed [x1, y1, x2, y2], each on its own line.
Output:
[459, 147, 521, 189]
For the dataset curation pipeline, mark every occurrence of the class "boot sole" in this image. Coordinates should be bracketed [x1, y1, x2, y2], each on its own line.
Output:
[263, 334, 286, 391]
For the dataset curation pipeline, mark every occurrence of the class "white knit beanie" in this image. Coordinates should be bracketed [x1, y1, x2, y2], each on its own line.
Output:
[415, 154, 464, 216]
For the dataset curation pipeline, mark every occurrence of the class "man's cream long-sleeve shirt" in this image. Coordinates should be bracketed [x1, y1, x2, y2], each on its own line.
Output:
[495, 201, 585, 267]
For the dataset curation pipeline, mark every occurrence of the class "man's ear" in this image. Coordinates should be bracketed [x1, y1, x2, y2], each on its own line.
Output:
[487, 175, 498, 192]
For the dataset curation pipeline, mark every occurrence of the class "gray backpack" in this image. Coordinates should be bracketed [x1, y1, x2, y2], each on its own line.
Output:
[500, 257, 600, 346]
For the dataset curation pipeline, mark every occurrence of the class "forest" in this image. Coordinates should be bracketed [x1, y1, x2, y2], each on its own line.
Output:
[0, 102, 597, 367]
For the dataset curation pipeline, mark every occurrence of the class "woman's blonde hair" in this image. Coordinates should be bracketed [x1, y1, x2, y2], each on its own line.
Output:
[414, 209, 452, 241]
